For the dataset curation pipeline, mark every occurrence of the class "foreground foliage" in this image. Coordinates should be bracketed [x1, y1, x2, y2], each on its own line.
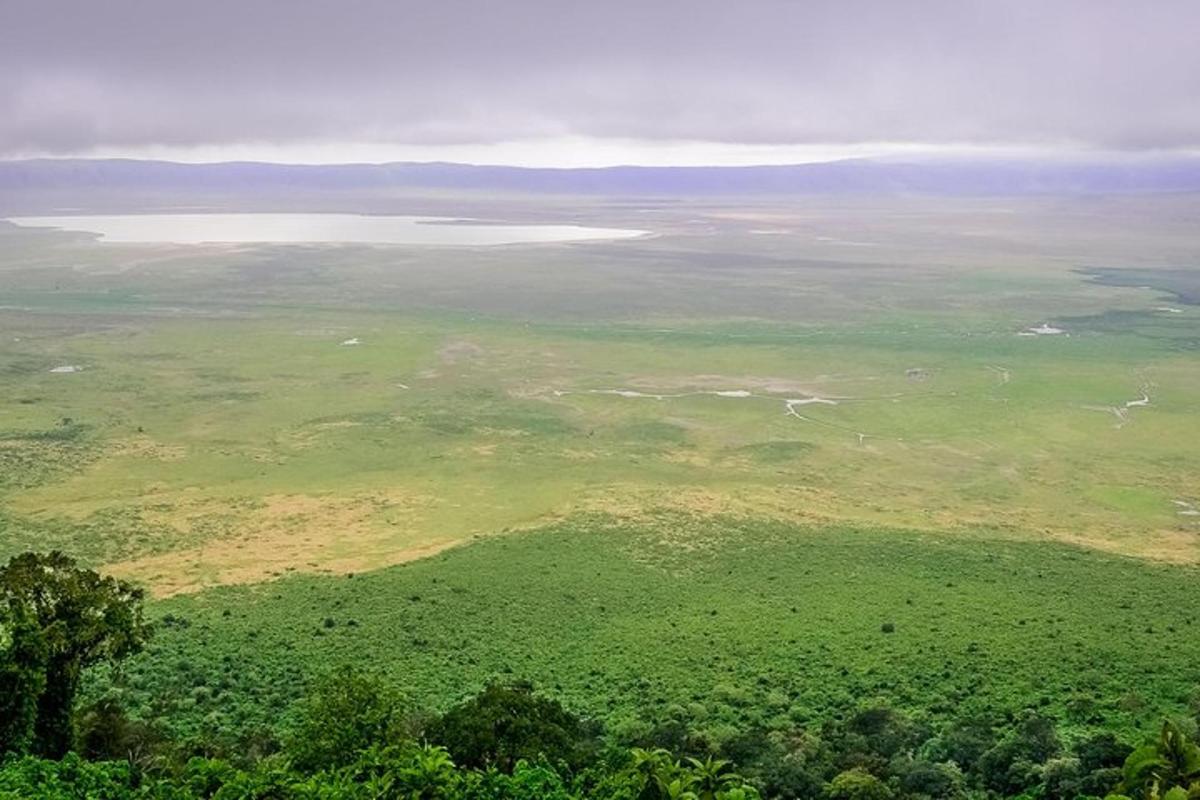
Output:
[4, 668, 1200, 799]
[1112, 721, 1200, 800]
[0, 551, 148, 757]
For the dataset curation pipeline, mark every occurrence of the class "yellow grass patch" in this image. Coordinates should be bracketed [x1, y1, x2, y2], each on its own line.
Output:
[105, 490, 447, 597]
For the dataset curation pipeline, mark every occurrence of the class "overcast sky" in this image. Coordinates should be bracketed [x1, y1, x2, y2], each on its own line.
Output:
[2, 0, 1198, 165]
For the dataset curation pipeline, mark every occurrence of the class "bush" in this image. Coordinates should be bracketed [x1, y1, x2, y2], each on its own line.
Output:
[828, 767, 894, 800]
[891, 756, 965, 800]
[284, 665, 406, 772]
[426, 682, 600, 773]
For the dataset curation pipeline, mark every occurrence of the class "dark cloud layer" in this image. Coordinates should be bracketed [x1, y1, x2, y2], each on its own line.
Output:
[3, 0, 1198, 156]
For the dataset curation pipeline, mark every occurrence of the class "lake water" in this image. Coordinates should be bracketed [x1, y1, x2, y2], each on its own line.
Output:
[4, 213, 647, 246]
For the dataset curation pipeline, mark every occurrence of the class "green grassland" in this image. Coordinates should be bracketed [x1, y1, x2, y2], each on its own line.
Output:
[92, 515, 1200, 745]
[1, 296, 1197, 592]
[2, 194, 1200, 747]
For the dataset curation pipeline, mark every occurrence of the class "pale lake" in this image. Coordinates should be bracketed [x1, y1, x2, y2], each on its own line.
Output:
[4, 213, 648, 246]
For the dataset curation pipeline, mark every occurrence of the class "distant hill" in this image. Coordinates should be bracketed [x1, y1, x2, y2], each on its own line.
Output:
[3, 156, 1200, 196]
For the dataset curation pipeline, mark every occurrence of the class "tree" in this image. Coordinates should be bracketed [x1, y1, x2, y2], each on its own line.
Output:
[629, 747, 682, 800]
[1074, 731, 1133, 798]
[0, 551, 149, 758]
[828, 767, 894, 800]
[890, 756, 965, 800]
[617, 747, 756, 800]
[462, 759, 576, 800]
[426, 682, 599, 772]
[1078, 732, 1135, 773]
[977, 711, 1062, 795]
[1040, 756, 1084, 800]
[0, 601, 47, 755]
[921, 715, 996, 774]
[285, 664, 406, 772]
[0, 752, 138, 797]
[74, 696, 166, 772]
[1116, 721, 1200, 800]
[685, 756, 738, 800]
[842, 706, 922, 762]
[396, 743, 459, 800]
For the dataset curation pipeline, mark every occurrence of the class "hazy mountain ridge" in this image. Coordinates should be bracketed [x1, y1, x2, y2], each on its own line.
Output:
[4, 156, 1200, 196]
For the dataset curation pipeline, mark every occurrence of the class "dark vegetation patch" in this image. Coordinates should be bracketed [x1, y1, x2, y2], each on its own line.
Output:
[0, 419, 96, 491]
[0, 504, 217, 566]
[303, 411, 396, 428]
[728, 440, 816, 463]
[615, 421, 692, 447]
[188, 389, 262, 402]
[403, 392, 576, 438]
[1054, 307, 1200, 350]
[1079, 266, 1200, 305]
[0, 355, 50, 377]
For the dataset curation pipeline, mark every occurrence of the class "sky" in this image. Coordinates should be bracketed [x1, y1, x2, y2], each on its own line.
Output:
[2, 0, 1198, 166]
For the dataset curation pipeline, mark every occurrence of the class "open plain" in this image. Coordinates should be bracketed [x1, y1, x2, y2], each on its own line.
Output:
[2, 192, 1199, 742]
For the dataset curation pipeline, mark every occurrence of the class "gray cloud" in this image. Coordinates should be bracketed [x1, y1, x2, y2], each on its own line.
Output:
[2, 0, 1199, 156]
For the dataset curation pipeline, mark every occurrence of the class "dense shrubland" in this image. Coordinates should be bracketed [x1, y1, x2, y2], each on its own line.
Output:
[96, 517, 1200, 747]
[5, 552, 1200, 799]
[4, 668, 1200, 799]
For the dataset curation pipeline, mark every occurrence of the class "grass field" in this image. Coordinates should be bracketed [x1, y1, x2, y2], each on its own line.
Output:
[2, 193, 1199, 744]
[2, 287, 1198, 592]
